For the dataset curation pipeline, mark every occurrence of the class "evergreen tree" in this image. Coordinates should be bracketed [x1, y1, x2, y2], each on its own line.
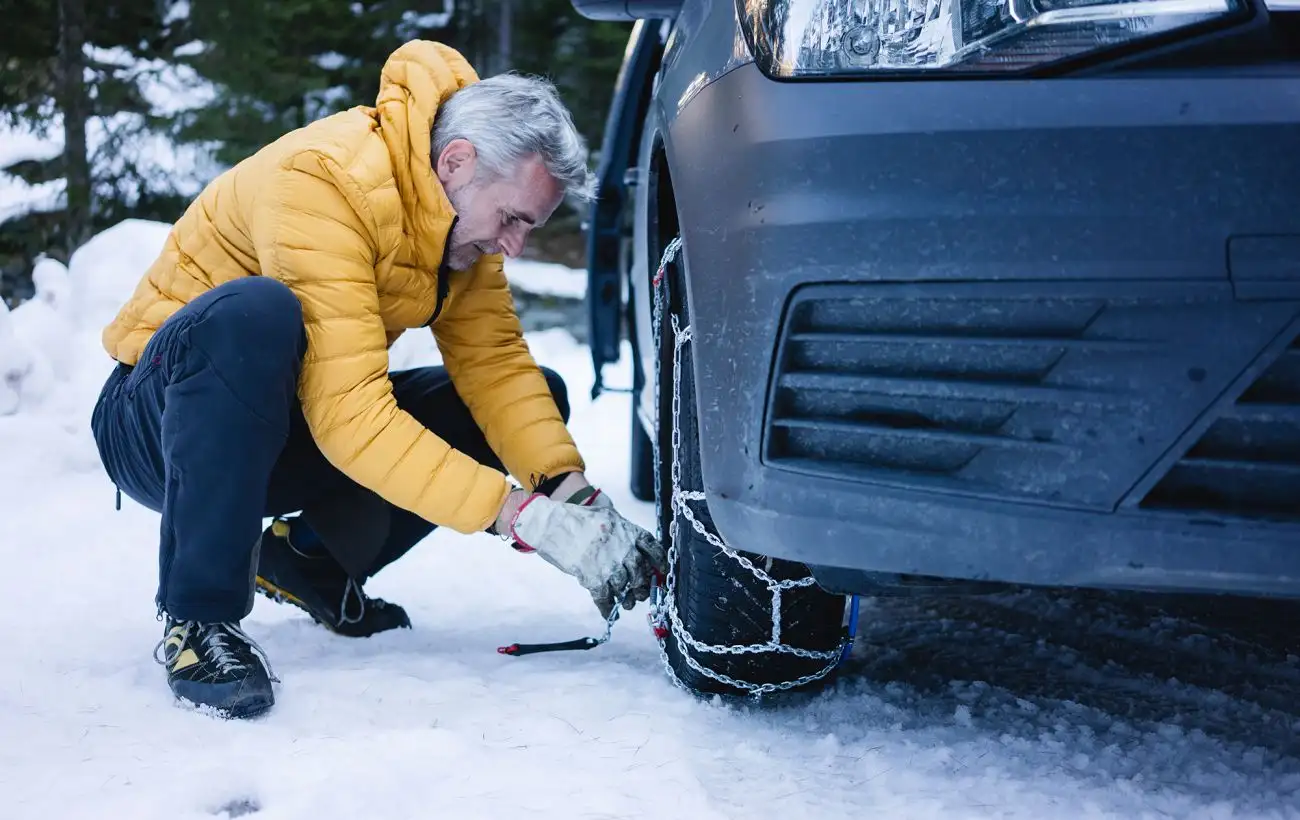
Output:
[0, 0, 633, 304]
[58, 0, 92, 252]
[175, 0, 463, 167]
[0, 0, 193, 303]
[509, 0, 629, 159]
[175, 0, 629, 169]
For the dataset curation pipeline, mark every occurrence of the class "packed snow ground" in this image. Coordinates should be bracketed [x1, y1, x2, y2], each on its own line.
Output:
[2, 221, 1299, 819]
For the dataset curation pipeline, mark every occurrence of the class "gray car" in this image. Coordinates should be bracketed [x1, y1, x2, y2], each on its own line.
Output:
[576, 0, 1300, 696]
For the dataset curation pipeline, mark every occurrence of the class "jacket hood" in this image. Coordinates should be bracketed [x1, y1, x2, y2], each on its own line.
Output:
[374, 40, 479, 267]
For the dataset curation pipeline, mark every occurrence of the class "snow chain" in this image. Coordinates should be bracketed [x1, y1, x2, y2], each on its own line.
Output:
[647, 237, 850, 698]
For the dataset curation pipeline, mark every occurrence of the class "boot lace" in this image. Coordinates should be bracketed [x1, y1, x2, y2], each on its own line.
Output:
[153, 621, 279, 682]
[339, 578, 366, 625]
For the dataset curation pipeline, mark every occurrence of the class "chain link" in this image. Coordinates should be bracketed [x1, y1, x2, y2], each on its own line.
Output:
[647, 237, 848, 698]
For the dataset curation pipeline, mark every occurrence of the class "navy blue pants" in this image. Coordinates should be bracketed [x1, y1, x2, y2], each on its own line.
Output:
[90, 277, 569, 623]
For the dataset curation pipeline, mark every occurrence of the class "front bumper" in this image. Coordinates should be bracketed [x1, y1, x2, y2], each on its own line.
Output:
[666, 62, 1300, 597]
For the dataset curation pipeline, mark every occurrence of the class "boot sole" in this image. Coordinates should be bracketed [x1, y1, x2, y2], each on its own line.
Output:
[255, 576, 346, 635]
[255, 576, 409, 638]
[175, 693, 274, 720]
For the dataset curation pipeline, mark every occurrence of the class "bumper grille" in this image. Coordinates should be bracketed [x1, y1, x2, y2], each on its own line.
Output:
[763, 283, 1300, 513]
[1140, 336, 1300, 520]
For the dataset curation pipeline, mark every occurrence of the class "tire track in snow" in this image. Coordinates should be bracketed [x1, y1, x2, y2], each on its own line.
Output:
[815, 587, 1300, 813]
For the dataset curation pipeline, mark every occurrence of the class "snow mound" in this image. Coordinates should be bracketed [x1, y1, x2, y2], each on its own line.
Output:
[68, 219, 174, 331]
[0, 299, 33, 416]
[0, 219, 172, 418]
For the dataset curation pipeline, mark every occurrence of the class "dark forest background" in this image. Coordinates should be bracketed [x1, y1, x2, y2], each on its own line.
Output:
[0, 0, 631, 305]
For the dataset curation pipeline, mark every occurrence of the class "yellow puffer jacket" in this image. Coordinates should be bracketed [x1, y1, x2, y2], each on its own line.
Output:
[101, 40, 584, 533]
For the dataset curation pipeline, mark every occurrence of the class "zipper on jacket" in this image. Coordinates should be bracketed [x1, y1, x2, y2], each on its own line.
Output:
[427, 260, 452, 326]
[424, 215, 458, 327]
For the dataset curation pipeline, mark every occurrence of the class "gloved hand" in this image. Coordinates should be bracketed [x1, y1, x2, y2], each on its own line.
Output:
[507, 493, 668, 618]
[501, 474, 613, 555]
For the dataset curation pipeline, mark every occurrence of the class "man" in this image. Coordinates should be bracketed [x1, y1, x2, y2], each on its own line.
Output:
[90, 40, 666, 720]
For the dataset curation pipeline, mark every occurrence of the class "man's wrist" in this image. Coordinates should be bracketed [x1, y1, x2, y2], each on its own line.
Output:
[547, 472, 591, 502]
[534, 471, 585, 497]
[492, 487, 532, 535]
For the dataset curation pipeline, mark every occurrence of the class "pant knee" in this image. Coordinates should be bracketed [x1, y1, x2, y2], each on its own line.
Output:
[539, 367, 570, 423]
[189, 277, 306, 368]
[208, 276, 304, 334]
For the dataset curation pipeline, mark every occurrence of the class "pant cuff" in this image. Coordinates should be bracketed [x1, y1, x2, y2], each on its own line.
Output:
[160, 596, 253, 624]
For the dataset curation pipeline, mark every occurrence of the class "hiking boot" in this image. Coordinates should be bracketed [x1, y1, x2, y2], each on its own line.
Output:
[255, 518, 411, 637]
[153, 618, 276, 719]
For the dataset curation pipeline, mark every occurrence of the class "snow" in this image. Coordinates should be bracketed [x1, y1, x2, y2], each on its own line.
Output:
[2, 219, 1300, 819]
[0, 121, 63, 169]
[504, 257, 588, 300]
[0, 45, 219, 228]
[165, 0, 190, 25]
[0, 301, 32, 415]
[81, 46, 221, 200]
[304, 86, 355, 124]
[0, 175, 64, 225]
[0, 121, 67, 224]
[84, 46, 217, 116]
[312, 52, 351, 71]
[173, 40, 207, 58]
[400, 5, 456, 33]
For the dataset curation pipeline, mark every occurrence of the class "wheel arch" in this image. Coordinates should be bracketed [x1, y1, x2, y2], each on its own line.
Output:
[631, 121, 684, 437]
[646, 127, 719, 476]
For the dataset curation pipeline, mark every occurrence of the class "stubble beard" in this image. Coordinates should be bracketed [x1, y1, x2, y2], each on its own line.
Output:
[446, 239, 478, 272]
[445, 182, 483, 272]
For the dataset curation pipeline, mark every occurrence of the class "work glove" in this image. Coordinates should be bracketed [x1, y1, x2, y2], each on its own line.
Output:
[504, 474, 612, 555]
[507, 493, 668, 619]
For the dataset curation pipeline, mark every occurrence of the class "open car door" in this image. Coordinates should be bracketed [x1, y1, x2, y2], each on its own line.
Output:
[584, 18, 664, 399]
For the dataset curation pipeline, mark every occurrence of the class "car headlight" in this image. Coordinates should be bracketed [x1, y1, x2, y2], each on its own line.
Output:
[737, 0, 1250, 77]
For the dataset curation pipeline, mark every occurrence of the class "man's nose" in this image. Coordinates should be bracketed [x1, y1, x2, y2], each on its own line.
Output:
[499, 225, 529, 258]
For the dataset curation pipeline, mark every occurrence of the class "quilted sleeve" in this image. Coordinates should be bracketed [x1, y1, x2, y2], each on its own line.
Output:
[433, 253, 585, 489]
[250, 154, 511, 532]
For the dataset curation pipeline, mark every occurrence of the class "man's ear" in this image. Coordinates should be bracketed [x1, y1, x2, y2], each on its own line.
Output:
[436, 138, 477, 191]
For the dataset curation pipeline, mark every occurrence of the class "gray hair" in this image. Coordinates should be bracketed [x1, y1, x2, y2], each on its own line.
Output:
[433, 73, 597, 202]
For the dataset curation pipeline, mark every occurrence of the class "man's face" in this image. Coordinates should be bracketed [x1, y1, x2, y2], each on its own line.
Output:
[435, 138, 565, 272]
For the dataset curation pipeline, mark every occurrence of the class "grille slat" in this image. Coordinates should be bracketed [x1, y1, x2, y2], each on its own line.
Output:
[1142, 335, 1300, 520]
[778, 371, 1124, 405]
[772, 416, 1075, 452]
[1175, 457, 1300, 479]
[788, 331, 1162, 352]
[1223, 403, 1300, 425]
[764, 284, 1300, 513]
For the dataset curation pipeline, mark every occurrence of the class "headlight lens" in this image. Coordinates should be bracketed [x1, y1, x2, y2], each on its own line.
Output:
[738, 0, 1247, 77]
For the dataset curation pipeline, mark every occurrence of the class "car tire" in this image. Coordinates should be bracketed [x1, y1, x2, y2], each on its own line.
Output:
[630, 399, 655, 502]
[654, 238, 847, 697]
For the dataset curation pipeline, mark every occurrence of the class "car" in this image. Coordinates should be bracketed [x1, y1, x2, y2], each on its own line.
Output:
[573, 0, 1300, 697]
